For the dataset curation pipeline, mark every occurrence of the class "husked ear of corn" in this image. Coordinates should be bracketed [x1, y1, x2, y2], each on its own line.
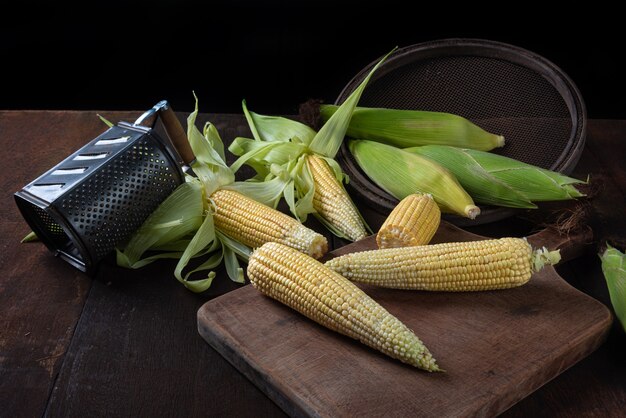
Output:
[119, 95, 329, 292]
[210, 189, 328, 259]
[406, 145, 585, 208]
[325, 238, 561, 291]
[306, 154, 368, 241]
[349, 139, 480, 219]
[248, 242, 440, 371]
[320, 105, 505, 151]
[229, 50, 397, 242]
[377, 193, 440, 249]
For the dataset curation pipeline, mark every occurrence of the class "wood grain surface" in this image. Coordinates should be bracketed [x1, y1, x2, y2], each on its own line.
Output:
[197, 223, 612, 417]
[1, 112, 625, 417]
[0, 110, 136, 417]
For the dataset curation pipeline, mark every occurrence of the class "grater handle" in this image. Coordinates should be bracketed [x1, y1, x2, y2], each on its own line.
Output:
[159, 104, 196, 165]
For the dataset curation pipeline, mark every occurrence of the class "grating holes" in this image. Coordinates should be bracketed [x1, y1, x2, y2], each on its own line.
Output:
[54, 136, 180, 259]
[32, 206, 66, 238]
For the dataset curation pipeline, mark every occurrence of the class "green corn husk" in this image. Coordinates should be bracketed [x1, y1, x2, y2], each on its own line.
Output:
[229, 48, 397, 240]
[320, 105, 505, 151]
[599, 244, 626, 332]
[349, 140, 480, 219]
[117, 94, 289, 292]
[21, 231, 39, 242]
[406, 145, 584, 208]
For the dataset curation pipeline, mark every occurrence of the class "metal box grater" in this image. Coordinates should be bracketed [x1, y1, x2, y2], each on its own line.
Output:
[14, 117, 184, 274]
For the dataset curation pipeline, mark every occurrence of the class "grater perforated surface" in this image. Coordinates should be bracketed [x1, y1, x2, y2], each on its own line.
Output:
[14, 123, 184, 273]
[58, 136, 179, 259]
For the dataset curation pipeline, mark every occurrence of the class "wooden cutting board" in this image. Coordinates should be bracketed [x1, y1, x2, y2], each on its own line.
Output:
[197, 222, 612, 417]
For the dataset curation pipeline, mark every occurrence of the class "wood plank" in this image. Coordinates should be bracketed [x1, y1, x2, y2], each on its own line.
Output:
[0, 110, 268, 417]
[502, 259, 626, 417]
[2, 113, 624, 417]
[502, 120, 626, 417]
[0, 110, 136, 417]
[197, 224, 612, 417]
[45, 258, 286, 417]
[41, 112, 291, 417]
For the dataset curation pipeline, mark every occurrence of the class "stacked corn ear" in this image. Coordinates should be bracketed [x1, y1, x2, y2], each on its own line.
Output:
[407, 145, 585, 208]
[377, 193, 440, 249]
[306, 154, 367, 241]
[325, 238, 561, 291]
[320, 105, 505, 151]
[599, 244, 626, 332]
[248, 242, 440, 371]
[349, 140, 480, 219]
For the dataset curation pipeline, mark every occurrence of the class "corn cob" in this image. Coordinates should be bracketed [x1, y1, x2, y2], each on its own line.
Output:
[377, 194, 440, 249]
[248, 242, 440, 371]
[306, 154, 368, 241]
[210, 189, 328, 259]
[325, 238, 561, 291]
[349, 140, 480, 219]
[320, 105, 505, 151]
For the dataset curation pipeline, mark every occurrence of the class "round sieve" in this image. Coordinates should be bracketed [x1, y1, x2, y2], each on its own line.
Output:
[335, 38, 587, 225]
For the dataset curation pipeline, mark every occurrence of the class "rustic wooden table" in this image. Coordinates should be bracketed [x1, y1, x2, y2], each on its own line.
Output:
[1, 111, 624, 417]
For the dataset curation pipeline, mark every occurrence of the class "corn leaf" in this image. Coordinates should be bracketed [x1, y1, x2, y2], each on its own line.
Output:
[308, 48, 397, 158]
[319, 105, 504, 151]
[291, 155, 316, 222]
[116, 180, 205, 268]
[226, 176, 289, 209]
[97, 114, 115, 128]
[229, 137, 308, 175]
[600, 244, 626, 332]
[21, 231, 39, 243]
[242, 100, 316, 144]
[188, 94, 234, 195]
[407, 146, 535, 208]
[408, 145, 584, 205]
[217, 231, 252, 284]
[349, 140, 478, 218]
[223, 245, 244, 284]
[173, 208, 220, 292]
[217, 230, 252, 261]
[474, 151, 583, 199]
[204, 122, 226, 163]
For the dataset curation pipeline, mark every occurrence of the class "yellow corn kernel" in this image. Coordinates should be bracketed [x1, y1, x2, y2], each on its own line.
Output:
[377, 194, 440, 249]
[248, 242, 440, 371]
[210, 189, 328, 258]
[325, 238, 560, 291]
[306, 154, 368, 242]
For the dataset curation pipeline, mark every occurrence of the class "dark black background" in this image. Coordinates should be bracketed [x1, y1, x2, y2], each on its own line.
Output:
[2, 1, 624, 118]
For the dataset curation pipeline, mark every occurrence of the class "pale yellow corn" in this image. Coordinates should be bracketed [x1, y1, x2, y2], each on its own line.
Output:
[325, 238, 561, 291]
[306, 154, 368, 242]
[210, 189, 328, 259]
[248, 242, 440, 371]
[377, 194, 440, 249]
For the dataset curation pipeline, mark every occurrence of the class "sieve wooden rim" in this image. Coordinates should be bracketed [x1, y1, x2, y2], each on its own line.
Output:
[335, 38, 587, 225]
